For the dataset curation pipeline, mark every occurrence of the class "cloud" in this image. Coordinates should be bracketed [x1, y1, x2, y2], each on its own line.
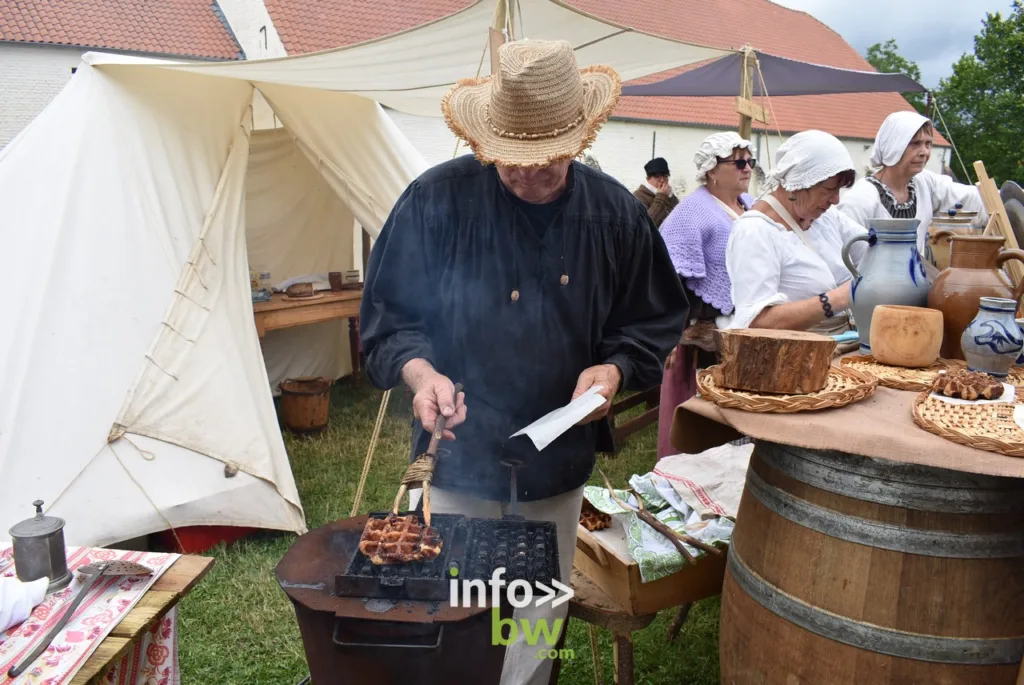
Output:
[772, 0, 1014, 87]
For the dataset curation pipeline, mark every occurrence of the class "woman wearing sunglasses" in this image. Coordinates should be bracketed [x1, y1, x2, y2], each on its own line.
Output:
[723, 130, 869, 335]
[656, 131, 755, 458]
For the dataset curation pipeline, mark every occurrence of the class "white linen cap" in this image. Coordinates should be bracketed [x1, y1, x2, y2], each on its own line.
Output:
[762, 130, 855, 193]
[694, 131, 754, 184]
[869, 110, 932, 168]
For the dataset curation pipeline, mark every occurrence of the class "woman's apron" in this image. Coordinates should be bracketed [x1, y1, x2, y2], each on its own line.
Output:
[762, 195, 853, 336]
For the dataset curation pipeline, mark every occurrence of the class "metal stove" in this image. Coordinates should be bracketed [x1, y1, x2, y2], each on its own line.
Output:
[277, 511, 560, 685]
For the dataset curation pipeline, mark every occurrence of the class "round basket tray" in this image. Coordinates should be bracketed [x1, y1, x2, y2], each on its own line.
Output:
[912, 386, 1024, 458]
[695, 365, 878, 414]
[839, 355, 953, 392]
[944, 359, 1024, 386]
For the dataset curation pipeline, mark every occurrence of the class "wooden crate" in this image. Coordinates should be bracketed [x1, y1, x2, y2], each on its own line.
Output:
[573, 523, 728, 616]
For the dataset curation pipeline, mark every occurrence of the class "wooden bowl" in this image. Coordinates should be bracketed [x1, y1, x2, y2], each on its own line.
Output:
[869, 305, 943, 368]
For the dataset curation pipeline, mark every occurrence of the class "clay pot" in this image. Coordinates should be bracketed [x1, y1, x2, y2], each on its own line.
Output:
[869, 305, 943, 368]
[925, 222, 984, 272]
[927, 234, 1024, 360]
[842, 218, 931, 354]
[961, 297, 1024, 378]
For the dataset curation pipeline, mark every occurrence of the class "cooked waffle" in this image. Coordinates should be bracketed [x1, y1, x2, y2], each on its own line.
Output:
[931, 368, 1004, 401]
[579, 500, 611, 531]
[358, 514, 443, 565]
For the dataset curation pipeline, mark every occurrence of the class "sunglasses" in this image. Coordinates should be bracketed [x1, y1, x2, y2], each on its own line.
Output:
[720, 158, 757, 170]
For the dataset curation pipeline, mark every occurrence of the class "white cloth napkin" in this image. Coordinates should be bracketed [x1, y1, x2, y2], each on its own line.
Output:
[0, 576, 49, 632]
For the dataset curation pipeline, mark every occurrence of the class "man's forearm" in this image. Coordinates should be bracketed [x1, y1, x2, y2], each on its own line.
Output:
[401, 358, 437, 393]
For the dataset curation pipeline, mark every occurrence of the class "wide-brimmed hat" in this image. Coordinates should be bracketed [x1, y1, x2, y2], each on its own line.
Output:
[442, 39, 621, 167]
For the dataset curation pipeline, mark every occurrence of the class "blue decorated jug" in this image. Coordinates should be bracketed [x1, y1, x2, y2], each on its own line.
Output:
[962, 298, 1024, 377]
[841, 218, 931, 354]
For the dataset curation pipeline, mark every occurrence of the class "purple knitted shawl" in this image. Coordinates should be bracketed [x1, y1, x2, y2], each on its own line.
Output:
[658, 185, 752, 315]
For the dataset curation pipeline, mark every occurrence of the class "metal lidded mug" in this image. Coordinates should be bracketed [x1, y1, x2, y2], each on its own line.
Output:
[9, 500, 72, 593]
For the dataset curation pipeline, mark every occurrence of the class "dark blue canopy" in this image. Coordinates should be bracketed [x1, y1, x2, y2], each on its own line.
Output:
[621, 51, 926, 97]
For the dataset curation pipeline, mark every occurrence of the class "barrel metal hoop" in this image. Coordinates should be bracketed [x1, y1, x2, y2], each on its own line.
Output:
[745, 468, 1024, 559]
[756, 442, 1024, 514]
[727, 548, 1024, 665]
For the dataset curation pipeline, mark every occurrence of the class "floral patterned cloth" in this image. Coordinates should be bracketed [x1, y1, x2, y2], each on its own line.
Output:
[0, 546, 180, 685]
[102, 606, 179, 685]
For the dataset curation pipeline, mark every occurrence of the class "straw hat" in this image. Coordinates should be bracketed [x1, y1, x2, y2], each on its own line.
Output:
[442, 39, 621, 167]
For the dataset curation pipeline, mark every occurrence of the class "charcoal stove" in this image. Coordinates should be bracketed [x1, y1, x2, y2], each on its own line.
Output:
[277, 511, 561, 685]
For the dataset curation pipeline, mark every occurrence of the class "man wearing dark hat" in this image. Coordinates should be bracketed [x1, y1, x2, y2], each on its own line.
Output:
[359, 39, 687, 685]
[634, 156, 679, 227]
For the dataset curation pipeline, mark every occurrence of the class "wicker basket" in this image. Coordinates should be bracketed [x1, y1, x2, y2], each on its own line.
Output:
[696, 366, 877, 413]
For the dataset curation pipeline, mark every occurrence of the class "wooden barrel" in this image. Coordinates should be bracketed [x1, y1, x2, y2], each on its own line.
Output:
[279, 377, 332, 435]
[720, 441, 1024, 685]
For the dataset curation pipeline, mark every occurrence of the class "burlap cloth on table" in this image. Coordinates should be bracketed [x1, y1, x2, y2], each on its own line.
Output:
[671, 362, 1024, 480]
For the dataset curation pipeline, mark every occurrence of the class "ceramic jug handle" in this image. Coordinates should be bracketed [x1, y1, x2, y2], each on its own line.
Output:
[841, 234, 869, 280]
[996, 249, 1024, 304]
[929, 229, 955, 244]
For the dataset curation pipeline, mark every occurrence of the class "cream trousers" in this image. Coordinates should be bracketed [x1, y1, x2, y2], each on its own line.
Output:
[408, 485, 584, 685]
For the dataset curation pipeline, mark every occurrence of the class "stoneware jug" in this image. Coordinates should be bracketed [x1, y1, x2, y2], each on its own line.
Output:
[927, 234, 1024, 360]
[961, 297, 1024, 377]
[842, 218, 930, 353]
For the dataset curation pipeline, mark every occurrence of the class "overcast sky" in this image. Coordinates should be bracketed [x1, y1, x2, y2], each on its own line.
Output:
[772, 0, 1015, 88]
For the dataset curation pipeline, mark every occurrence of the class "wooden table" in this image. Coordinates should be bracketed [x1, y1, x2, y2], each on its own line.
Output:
[253, 290, 362, 378]
[71, 555, 214, 684]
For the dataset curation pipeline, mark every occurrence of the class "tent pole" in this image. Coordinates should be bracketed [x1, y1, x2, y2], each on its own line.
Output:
[738, 46, 754, 139]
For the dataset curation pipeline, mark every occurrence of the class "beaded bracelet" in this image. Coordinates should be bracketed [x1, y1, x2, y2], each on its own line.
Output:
[819, 293, 834, 319]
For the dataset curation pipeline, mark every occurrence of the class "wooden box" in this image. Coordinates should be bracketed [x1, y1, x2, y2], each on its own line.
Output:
[573, 522, 728, 616]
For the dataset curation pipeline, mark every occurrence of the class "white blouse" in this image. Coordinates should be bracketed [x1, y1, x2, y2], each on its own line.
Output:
[838, 169, 988, 255]
[721, 207, 869, 329]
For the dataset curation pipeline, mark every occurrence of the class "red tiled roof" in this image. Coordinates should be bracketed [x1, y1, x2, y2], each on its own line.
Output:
[0, 0, 242, 60]
[264, 0, 945, 144]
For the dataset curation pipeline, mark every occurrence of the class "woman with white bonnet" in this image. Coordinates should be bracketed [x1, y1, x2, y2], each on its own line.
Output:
[725, 130, 869, 334]
[838, 110, 987, 255]
[655, 131, 754, 458]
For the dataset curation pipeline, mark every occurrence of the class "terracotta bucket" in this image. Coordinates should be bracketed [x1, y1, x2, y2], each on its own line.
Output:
[279, 377, 332, 435]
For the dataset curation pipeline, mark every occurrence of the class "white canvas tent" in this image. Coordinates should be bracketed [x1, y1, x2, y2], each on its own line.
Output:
[0, 0, 729, 548]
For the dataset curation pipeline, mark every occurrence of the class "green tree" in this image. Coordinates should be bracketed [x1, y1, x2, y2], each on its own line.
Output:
[865, 38, 926, 114]
[935, 1, 1024, 185]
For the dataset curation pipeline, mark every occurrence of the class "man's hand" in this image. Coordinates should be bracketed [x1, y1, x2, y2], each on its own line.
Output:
[653, 175, 672, 195]
[572, 363, 623, 425]
[401, 359, 467, 440]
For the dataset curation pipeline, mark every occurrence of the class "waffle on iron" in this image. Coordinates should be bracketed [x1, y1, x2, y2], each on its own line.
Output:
[358, 514, 444, 565]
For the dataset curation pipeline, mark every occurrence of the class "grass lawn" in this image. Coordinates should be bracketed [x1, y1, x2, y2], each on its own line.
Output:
[177, 380, 720, 684]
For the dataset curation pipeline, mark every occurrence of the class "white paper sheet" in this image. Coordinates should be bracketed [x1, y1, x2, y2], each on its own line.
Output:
[510, 385, 606, 450]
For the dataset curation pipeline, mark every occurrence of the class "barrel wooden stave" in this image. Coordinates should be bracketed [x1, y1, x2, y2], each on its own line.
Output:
[720, 442, 1024, 685]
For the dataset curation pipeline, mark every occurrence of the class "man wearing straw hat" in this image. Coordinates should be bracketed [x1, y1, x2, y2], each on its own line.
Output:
[360, 40, 687, 684]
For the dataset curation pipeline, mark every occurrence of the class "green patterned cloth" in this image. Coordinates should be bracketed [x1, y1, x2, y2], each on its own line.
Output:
[583, 473, 734, 583]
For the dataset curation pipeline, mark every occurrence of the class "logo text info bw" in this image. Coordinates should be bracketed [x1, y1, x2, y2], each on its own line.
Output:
[449, 567, 576, 659]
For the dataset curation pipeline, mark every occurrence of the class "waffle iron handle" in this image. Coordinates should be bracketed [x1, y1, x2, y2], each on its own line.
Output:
[332, 621, 444, 651]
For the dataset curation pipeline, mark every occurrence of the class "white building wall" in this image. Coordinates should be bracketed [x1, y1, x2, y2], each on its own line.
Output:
[214, 0, 286, 59]
[0, 43, 85, 148]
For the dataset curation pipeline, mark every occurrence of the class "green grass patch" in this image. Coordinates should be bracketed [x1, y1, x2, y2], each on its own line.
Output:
[177, 381, 719, 684]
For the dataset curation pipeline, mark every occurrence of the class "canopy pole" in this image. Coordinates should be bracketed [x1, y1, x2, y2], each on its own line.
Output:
[738, 46, 755, 139]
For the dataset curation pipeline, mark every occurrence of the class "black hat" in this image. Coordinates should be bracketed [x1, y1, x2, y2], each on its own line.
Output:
[644, 157, 670, 176]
